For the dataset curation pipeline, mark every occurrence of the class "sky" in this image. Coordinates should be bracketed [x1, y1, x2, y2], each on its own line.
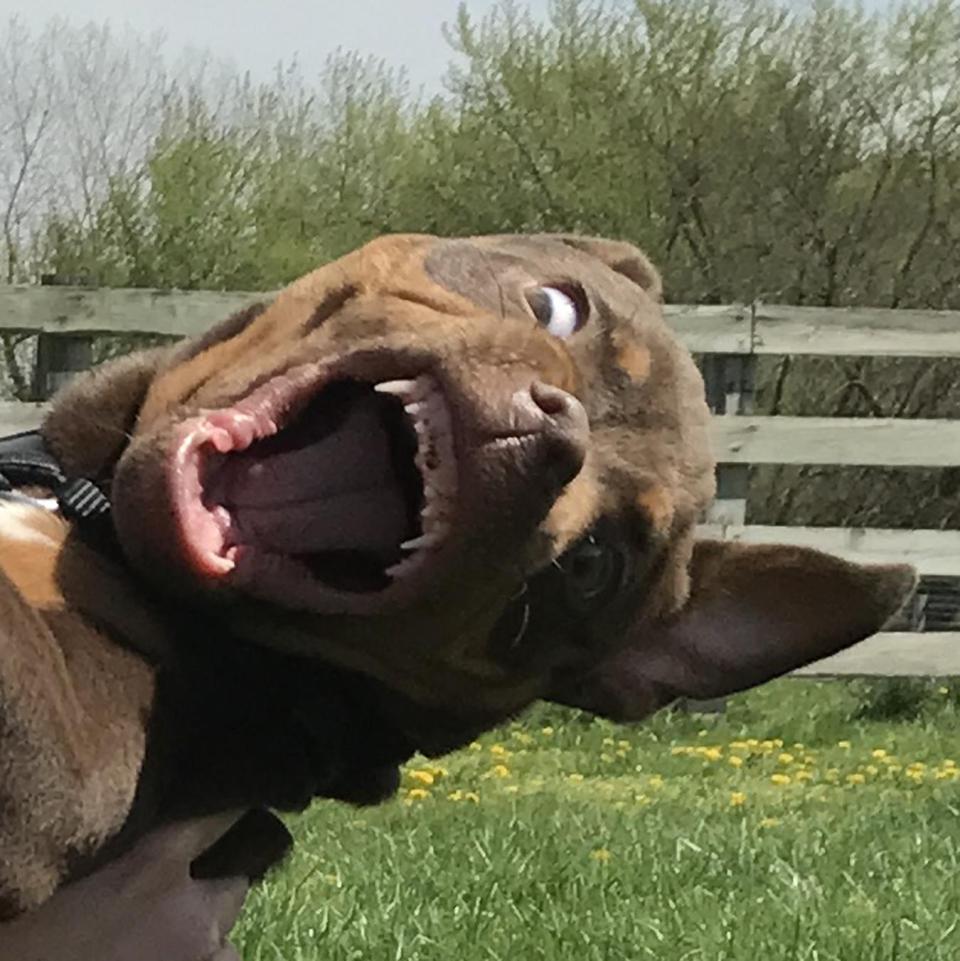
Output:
[0, 0, 891, 94]
[0, 0, 554, 94]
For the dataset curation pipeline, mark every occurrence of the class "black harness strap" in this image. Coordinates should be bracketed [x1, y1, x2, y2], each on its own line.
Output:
[0, 429, 114, 544]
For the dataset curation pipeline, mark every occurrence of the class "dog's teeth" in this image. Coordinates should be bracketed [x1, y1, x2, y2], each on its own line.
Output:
[386, 552, 428, 580]
[209, 428, 234, 453]
[400, 532, 440, 552]
[375, 379, 417, 399]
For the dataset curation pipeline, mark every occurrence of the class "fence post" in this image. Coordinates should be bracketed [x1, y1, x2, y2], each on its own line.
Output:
[680, 304, 757, 716]
[31, 275, 95, 401]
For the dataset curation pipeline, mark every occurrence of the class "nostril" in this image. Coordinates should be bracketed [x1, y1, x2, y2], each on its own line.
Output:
[528, 381, 589, 439]
[529, 380, 574, 418]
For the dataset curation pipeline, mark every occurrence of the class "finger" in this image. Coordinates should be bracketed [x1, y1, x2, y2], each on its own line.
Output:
[199, 875, 251, 939]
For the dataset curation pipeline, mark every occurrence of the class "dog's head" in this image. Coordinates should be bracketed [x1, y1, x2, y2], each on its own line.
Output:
[45, 234, 914, 739]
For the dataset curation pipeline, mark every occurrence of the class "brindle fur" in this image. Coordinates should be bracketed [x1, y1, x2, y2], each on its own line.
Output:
[0, 234, 914, 918]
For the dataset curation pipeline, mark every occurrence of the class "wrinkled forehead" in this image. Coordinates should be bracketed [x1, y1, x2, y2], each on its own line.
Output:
[283, 233, 640, 305]
[422, 235, 640, 313]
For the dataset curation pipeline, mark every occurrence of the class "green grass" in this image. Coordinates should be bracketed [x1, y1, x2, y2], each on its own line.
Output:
[234, 679, 960, 960]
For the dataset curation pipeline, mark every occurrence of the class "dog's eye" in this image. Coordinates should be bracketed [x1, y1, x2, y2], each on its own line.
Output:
[558, 533, 623, 611]
[526, 285, 586, 338]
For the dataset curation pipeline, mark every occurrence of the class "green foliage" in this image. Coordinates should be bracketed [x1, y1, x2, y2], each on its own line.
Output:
[28, 0, 960, 308]
[233, 680, 960, 960]
[850, 678, 943, 722]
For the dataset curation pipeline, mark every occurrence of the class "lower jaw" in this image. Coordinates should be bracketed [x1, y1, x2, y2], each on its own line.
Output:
[222, 541, 456, 616]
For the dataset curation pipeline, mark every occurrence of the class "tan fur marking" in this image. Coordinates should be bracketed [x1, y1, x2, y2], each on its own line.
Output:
[0, 503, 68, 609]
[636, 485, 675, 532]
[615, 342, 651, 382]
[542, 461, 602, 553]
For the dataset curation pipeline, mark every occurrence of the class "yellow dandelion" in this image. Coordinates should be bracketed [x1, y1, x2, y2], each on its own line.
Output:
[408, 769, 435, 786]
[864, 765, 879, 777]
[590, 848, 612, 863]
[468, 741, 483, 752]
[871, 749, 888, 760]
[728, 755, 745, 769]
[702, 747, 723, 762]
[406, 788, 430, 801]
[944, 759, 957, 769]
[489, 744, 510, 758]
[671, 747, 690, 756]
[846, 773, 866, 785]
[490, 764, 511, 779]
[568, 773, 585, 783]
[464, 791, 480, 803]
[795, 770, 814, 782]
[729, 791, 747, 807]
[770, 773, 791, 786]
[617, 749, 629, 758]
[778, 753, 795, 765]
[602, 737, 615, 747]
[825, 768, 840, 780]
[729, 741, 749, 751]
[618, 740, 631, 750]
[837, 740, 852, 750]
[600, 753, 614, 763]
[759, 817, 780, 829]
[792, 743, 805, 750]
[745, 738, 760, 748]
[541, 726, 555, 736]
[938, 686, 950, 695]
[648, 775, 665, 789]
[447, 790, 464, 801]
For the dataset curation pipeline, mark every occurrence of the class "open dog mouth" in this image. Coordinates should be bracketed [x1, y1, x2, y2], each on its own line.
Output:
[170, 366, 457, 605]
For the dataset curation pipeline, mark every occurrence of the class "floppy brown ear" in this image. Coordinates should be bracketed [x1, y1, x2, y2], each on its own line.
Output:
[42, 302, 269, 482]
[550, 540, 916, 721]
[42, 346, 174, 482]
[544, 234, 663, 302]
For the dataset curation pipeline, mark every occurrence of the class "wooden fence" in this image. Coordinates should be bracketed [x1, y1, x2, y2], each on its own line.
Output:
[1, 286, 958, 678]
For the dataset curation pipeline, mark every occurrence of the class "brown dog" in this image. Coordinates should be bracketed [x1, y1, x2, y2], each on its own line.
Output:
[0, 233, 913, 919]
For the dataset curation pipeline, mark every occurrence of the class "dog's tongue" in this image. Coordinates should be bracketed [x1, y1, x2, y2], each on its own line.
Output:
[209, 393, 409, 554]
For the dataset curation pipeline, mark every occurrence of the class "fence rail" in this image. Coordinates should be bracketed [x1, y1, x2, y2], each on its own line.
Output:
[4, 287, 960, 356]
[2, 285, 957, 680]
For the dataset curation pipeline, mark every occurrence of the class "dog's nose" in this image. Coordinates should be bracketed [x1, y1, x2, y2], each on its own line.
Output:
[513, 381, 589, 488]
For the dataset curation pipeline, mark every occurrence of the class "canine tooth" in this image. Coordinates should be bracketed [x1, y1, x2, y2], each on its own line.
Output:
[405, 402, 425, 417]
[400, 532, 441, 552]
[375, 379, 417, 399]
[209, 428, 234, 453]
[386, 552, 427, 579]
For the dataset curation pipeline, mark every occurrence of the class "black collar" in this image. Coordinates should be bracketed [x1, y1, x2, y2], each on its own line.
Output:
[0, 429, 114, 544]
